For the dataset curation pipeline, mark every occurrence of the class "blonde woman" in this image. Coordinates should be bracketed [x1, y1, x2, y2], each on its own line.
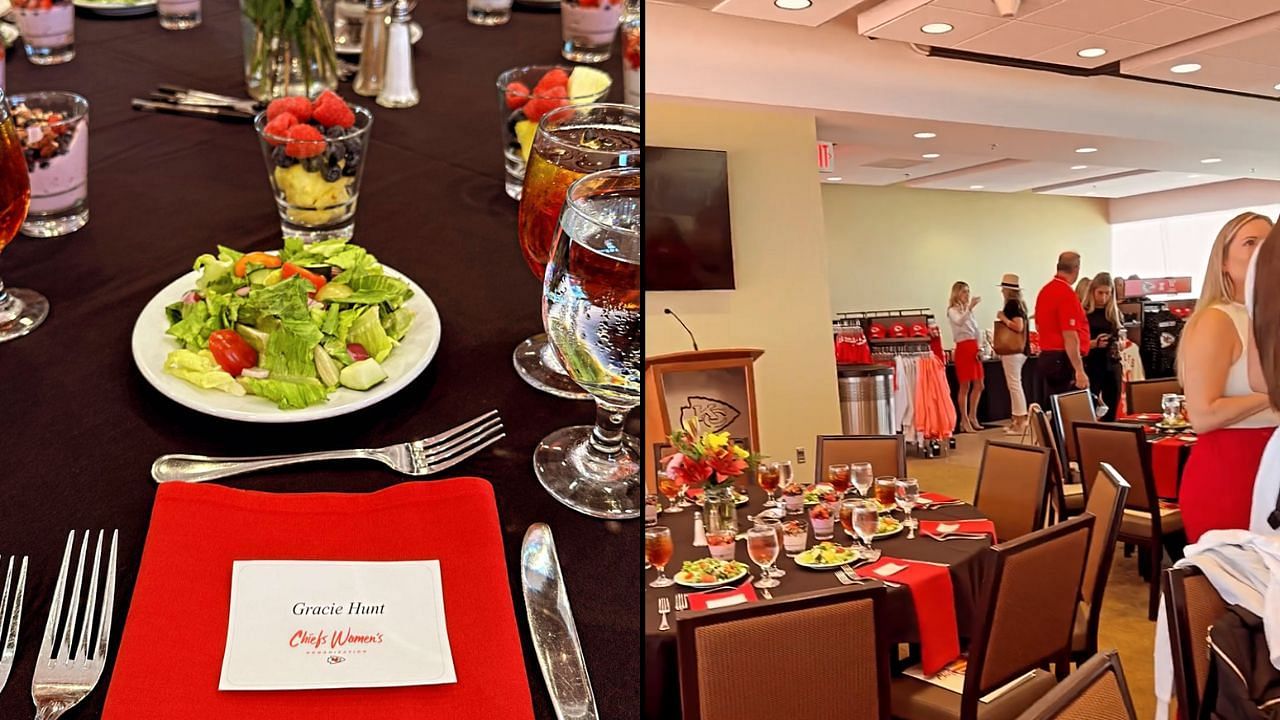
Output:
[947, 281, 983, 433]
[995, 274, 1029, 435]
[1177, 212, 1275, 542]
[1081, 272, 1123, 421]
[1075, 276, 1092, 304]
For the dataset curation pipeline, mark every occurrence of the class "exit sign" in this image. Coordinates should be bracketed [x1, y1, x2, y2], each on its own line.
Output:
[817, 142, 835, 173]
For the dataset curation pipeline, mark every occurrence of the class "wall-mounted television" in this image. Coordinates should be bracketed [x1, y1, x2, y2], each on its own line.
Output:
[643, 147, 735, 291]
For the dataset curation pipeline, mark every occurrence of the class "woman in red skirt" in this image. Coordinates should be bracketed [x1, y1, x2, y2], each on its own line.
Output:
[1178, 211, 1278, 543]
[947, 281, 984, 433]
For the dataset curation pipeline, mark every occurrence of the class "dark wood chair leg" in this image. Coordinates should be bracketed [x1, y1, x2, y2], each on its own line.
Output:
[1148, 542, 1161, 621]
[1124, 542, 1133, 558]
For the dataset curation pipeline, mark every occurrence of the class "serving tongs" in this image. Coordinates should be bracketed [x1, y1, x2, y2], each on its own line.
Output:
[131, 85, 262, 123]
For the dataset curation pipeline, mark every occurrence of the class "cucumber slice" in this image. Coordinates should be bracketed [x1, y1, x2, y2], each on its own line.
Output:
[314, 346, 342, 388]
[247, 268, 272, 285]
[339, 358, 388, 391]
[263, 268, 284, 286]
[235, 324, 271, 354]
[315, 283, 353, 302]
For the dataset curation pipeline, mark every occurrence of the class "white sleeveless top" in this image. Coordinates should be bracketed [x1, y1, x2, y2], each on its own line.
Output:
[1210, 302, 1280, 429]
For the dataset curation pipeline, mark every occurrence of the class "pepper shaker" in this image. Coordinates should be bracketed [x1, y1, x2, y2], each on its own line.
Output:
[376, 0, 419, 109]
[353, 0, 390, 97]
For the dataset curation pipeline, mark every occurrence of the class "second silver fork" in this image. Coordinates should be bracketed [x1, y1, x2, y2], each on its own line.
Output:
[0, 554, 27, 696]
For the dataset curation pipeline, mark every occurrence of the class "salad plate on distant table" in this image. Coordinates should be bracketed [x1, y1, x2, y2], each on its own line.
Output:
[131, 239, 441, 423]
[673, 558, 750, 589]
[73, 0, 157, 16]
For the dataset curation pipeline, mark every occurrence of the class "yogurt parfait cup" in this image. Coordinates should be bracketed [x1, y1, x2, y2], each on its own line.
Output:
[706, 530, 736, 562]
[809, 504, 835, 540]
[621, 14, 639, 106]
[11, 92, 89, 238]
[560, 0, 622, 63]
[782, 520, 808, 557]
[782, 484, 804, 515]
[12, 0, 75, 65]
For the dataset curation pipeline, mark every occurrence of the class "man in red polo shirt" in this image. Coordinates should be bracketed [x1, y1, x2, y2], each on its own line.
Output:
[1035, 251, 1090, 396]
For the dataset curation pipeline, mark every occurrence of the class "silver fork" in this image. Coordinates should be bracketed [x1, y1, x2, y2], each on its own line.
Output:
[32, 530, 117, 720]
[674, 594, 688, 612]
[151, 410, 505, 483]
[0, 555, 28, 695]
[657, 597, 671, 631]
[844, 564, 901, 589]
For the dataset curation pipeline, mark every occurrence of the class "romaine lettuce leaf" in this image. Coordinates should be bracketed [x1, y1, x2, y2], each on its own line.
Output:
[347, 306, 394, 363]
[381, 307, 415, 341]
[163, 349, 246, 396]
[326, 275, 412, 309]
[166, 300, 223, 350]
[239, 376, 328, 409]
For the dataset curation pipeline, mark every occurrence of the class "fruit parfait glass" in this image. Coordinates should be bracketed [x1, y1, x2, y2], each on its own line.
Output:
[809, 503, 834, 540]
[706, 530, 735, 561]
[782, 520, 807, 557]
[781, 483, 804, 516]
[621, 14, 639, 106]
[255, 90, 372, 243]
[11, 92, 89, 238]
[12, 0, 74, 65]
[560, 0, 622, 63]
[496, 64, 611, 201]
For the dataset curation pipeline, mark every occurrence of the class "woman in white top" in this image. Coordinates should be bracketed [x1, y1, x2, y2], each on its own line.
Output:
[947, 281, 983, 433]
[1176, 211, 1276, 543]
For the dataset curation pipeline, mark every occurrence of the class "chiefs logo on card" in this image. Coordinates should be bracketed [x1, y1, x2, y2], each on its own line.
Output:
[678, 396, 741, 434]
[327, 655, 346, 665]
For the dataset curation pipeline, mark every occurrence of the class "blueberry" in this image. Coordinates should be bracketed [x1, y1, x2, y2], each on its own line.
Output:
[506, 108, 524, 132]
[303, 156, 323, 173]
[326, 126, 346, 139]
[344, 147, 361, 168]
[343, 137, 362, 155]
[38, 161, 49, 170]
[342, 161, 359, 177]
[323, 163, 342, 182]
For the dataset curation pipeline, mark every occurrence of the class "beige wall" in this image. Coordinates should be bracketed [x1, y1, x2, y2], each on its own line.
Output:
[822, 184, 1111, 347]
[646, 98, 841, 469]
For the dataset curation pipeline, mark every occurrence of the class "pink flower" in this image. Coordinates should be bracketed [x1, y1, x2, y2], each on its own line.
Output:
[706, 448, 747, 478]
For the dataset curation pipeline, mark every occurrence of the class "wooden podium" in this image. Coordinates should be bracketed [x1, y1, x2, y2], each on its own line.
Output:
[644, 348, 764, 491]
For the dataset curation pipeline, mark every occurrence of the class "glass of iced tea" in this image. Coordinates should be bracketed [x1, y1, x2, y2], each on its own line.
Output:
[656, 471, 683, 513]
[515, 102, 639, 400]
[757, 462, 782, 507]
[827, 464, 852, 496]
[874, 476, 897, 509]
[645, 526, 675, 588]
[0, 90, 49, 344]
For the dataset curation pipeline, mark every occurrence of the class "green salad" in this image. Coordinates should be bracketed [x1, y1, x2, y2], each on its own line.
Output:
[796, 542, 857, 567]
[162, 238, 415, 409]
[675, 558, 749, 585]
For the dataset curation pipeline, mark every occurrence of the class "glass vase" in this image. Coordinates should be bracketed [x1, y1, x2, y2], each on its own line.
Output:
[702, 483, 738, 536]
[241, 0, 340, 102]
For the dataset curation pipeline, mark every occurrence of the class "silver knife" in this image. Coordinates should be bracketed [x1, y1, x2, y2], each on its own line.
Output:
[521, 524, 598, 720]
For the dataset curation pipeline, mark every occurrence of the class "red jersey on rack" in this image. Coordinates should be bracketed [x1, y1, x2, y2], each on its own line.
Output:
[835, 331, 872, 364]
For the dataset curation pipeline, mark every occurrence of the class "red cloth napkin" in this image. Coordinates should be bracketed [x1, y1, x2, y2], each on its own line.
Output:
[918, 519, 997, 541]
[919, 492, 958, 504]
[1152, 437, 1191, 499]
[102, 479, 533, 720]
[857, 557, 960, 675]
[686, 584, 758, 611]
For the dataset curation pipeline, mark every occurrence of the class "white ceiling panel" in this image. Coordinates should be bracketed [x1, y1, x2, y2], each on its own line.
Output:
[1099, 6, 1233, 44]
[823, 143, 1000, 186]
[711, 0, 874, 27]
[905, 160, 1139, 191]
[1179, 0, 1280, 21]
[958, 20, 1086, 56]
[1018, 0, 1167, 34]
[930, 0, 1063, 16]
[1033, 34, 1156, 66]
[1035, 170, 1235, 196]
[857, 5, 1005, 44]
[1203, 29, 1280, 67]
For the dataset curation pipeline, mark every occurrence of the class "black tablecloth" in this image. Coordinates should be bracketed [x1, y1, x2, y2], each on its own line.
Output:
[946, 356, 1044, 424]
[0, 5, 638, 719]
[642, 485, 992, 719]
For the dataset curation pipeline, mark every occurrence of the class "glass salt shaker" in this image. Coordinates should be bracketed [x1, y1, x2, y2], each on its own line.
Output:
[376, 0, 419, 109]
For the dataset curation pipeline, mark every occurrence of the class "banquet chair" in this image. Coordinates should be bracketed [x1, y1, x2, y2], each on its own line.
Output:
[676, 585, 890, 720]
[815, 434, 906, 484]
[1029, 404, 1084, 522]
[1163, 566, 1227, 720]
[1071, 465, 1129, 665]
[1074, 421, 1182, 620]
[1126, 378, 1182, 416]
[890, 514, 1095, 720]
[1014, 650, 1137, 720]
[1050, 390, 1096, 482]
[972, 441, 1049, 542]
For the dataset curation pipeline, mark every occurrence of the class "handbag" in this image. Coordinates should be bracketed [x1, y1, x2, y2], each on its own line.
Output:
[993, 320, 1025, 356]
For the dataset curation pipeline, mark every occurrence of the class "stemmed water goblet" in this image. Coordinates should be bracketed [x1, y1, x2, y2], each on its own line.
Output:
[896, 478, 920, 539]
[851, 462, 874, 499]
[0, 89, 50, 343]
[746, 525, 780, 590]
[757, 461, 782, 507]
[645, 526, 675, 588]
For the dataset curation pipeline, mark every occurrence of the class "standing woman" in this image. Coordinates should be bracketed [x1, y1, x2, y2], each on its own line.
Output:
[1075, 277, 1092, 305]
[1082, 272, 1123, 421]
[1177, 212, 1276, 542]
[947, 281, 984, 433]
[996, 274, 1030, 435]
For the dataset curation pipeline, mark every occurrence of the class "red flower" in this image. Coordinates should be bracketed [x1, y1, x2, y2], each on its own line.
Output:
[665, 453, 712, 487]
[706, 448, 747, 478]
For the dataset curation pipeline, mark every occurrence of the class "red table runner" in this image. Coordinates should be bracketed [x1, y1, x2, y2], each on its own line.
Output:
[102, 479, 533, 720]
[1152, 436, 1193, 499]
[858, 557, 960, 675]
[686, 583, 758, 611]
[919, 519, 997, 541]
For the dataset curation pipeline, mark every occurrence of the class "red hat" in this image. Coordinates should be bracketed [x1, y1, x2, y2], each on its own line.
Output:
[890, 322, 908, 338]
[869, 323, 885, 340]
[910, 323, 927, 337]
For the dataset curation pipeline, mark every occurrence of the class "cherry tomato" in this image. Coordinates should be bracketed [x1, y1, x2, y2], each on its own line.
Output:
[233, 252, 282, 277]
[281, 262, 328, 291]
[208, 329, 258, 376]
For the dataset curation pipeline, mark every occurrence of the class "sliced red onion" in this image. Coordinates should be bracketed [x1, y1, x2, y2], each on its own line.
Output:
[182, 291, 201, 304]
[235, 286, 252, 297]
[307, 298, 324, 309]
[347, 343, 370, 361]
[241, 367, 270, 379]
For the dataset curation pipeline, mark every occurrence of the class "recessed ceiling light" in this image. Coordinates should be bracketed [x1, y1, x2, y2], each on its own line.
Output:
[1077, 48, 1107, 59]
[1274, 83, 1280, 91]
[913, 132, 937, 139]
[921, 22, 953, 34]
[1186, 174, 1201, 179]
[922, 153, 941, 159]
[1071, 165, 1088, 170]
[1170, 63, 1202, 74]
[826, 176, 843, 182]
[1075, 147, 1098, 154]
[969, 185, 984, 190]
[1201, 157, 1222, 164]
[773, 0, 811, 8]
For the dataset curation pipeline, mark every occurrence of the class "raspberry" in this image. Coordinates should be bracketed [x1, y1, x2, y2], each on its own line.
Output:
[266, 96, 312, 124]
[262, 113, 298, 146]
[312, 97, 355, 129]
[523, 85, 568, 123]
[311, 90, 344, 113]
[284, 124, 326, 159]
[505, 82, 531, 110]
[533, 68, 569, 93]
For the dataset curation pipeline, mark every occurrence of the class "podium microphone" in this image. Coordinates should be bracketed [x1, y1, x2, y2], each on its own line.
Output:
[664, 308, 699, 351]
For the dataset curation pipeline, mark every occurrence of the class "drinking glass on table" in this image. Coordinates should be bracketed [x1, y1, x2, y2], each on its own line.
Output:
[827, 463, 852, 496]
[852, 462, 874, 498]
[0, 91, 49, 344]
[645, 526, 675, 588]
[515, 103, 639, 400]
[852, 500, 879, 551]
[706, 529, 736, 561]
[656, 471, 682, 513]
[896, 478, 920, 535]
[746, 526, 780, 589]
[532, 167, 641, 519]
[645, 494, 660, 527]
[468, 0, 512, 25]
[874, 476, 896, 508]
[560, 0, 622, 63]
[757, 461, 782, 507]
[12, 0, 74, 65]
[158, 0, 201, 29]
[755, 516, 786, 577]
[496, 65, 612, 200]
[782, 520, 807, 557]
[10, 93, 89, 238]
[777, 459, 795, 487]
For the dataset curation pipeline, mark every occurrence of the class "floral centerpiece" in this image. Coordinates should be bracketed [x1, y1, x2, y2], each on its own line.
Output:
[240, 0, 340, 101]
[665, 418, 758, 533]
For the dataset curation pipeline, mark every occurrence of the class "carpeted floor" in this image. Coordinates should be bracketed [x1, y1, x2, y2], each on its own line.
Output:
[909, 426, 1162, 719]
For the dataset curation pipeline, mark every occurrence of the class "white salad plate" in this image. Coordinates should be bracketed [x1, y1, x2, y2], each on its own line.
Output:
[131, 262, 441, 423]
[73, 0, 157, 15]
